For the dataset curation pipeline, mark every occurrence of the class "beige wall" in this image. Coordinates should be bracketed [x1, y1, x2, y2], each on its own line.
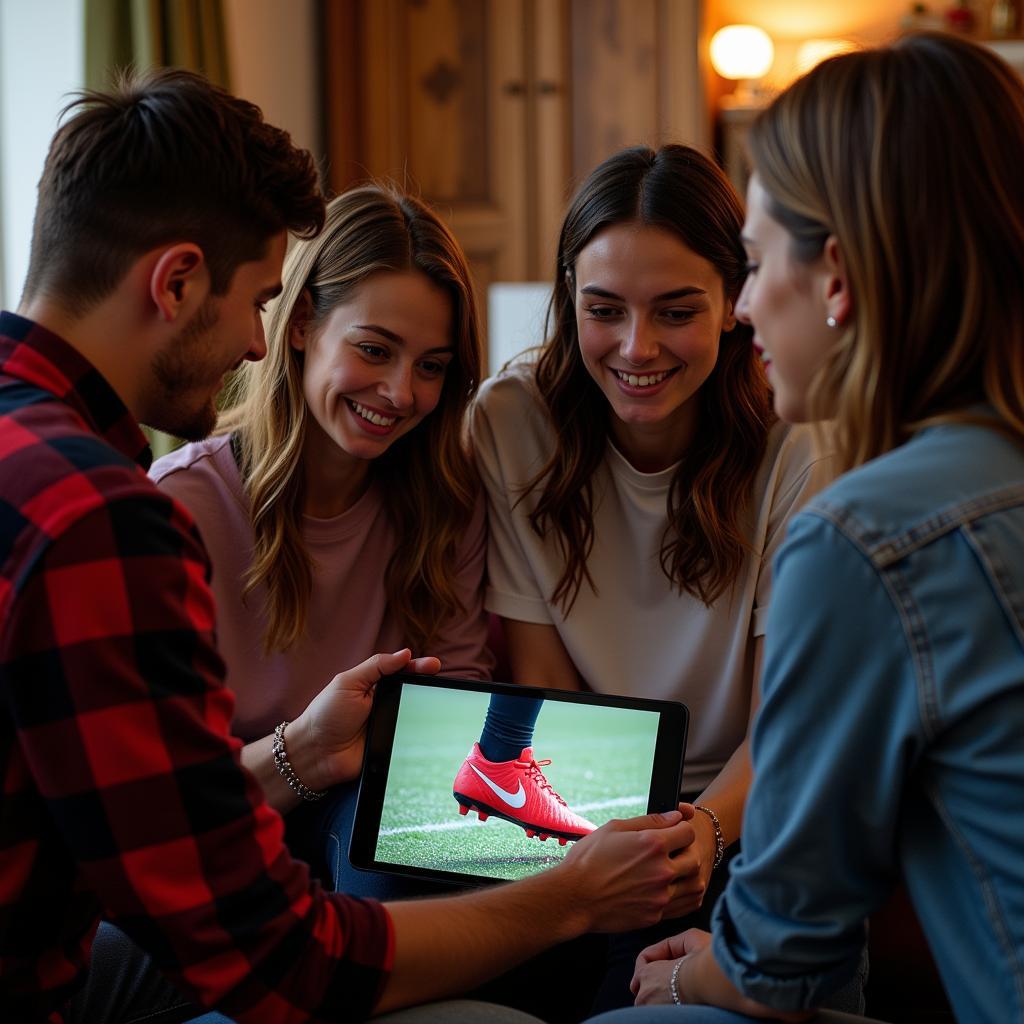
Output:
[223, 0, 322, 160]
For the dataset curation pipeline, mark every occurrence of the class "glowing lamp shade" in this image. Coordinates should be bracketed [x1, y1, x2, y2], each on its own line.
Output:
[710, 25, 774, 82]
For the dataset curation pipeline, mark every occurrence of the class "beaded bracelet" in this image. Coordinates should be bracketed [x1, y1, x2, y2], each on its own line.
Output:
[670, 956, 684, 1004]
[272, 721, 327, 802]
[694, 804, 725, 870]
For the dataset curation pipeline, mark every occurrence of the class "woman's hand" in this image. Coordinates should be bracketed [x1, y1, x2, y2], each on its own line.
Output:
[294, 649, 441, 791]
[630, 928, 712, 1005]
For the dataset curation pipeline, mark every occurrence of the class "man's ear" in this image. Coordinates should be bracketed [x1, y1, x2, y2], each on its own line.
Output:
[288, 288, 314, 351]
[822, 235, 853, 327]
[149, 243, 207, 323]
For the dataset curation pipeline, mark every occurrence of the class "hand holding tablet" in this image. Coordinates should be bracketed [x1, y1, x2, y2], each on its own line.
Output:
[559, 805, 699, 930]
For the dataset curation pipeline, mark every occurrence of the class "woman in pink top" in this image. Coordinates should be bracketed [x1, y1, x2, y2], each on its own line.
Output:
[151, 184, 493, 885]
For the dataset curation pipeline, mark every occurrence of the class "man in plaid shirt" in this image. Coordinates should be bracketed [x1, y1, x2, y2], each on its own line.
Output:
[0, 69, 696, 1023]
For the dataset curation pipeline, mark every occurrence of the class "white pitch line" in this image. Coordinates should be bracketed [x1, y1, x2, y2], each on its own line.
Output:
[379, 794, 646, 836]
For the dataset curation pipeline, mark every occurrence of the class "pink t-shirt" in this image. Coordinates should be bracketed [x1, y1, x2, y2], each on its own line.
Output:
[151, 435, 493, 741]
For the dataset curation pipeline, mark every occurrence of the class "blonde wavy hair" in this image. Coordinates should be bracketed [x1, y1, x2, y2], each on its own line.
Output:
[748, 32, 1024, 470]
[220, 185, 482, 653]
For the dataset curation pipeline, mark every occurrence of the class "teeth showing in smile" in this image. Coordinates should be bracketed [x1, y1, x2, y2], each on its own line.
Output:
[350, 400, 397, 427]
[614, 368, 672, 388]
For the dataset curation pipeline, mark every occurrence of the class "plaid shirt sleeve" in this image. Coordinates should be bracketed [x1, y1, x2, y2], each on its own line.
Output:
[3, 487, 393, 1021]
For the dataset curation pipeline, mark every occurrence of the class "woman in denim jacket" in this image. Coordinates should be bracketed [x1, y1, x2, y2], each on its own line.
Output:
[591, 31, 1024, 1024]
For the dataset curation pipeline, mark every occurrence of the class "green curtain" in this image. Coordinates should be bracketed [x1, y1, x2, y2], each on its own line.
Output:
[85, 0, 231, 91]
[84, 0, 230, 458]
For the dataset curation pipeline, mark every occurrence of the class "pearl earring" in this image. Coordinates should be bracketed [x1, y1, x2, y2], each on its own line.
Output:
[826, 316, 839, 328]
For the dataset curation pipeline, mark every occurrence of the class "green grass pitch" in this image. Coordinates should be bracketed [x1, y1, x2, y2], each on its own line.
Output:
[375, 684, 659, 881]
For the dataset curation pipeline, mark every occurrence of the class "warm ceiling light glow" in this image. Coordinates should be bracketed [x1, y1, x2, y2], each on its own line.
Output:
[796, 38, 857, 75]
[709, 24, 775, 81]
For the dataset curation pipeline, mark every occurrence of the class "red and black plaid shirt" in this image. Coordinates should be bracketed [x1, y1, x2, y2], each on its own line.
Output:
[0, 312, 393, 1022]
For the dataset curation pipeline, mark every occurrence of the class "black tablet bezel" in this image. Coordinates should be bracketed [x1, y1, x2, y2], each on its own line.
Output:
[350, 672, 688, 888]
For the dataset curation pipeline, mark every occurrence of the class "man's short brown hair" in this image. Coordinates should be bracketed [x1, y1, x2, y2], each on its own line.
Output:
[22, 67, 325, 314]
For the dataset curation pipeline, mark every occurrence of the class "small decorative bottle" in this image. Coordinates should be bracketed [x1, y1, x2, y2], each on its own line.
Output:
[900, 2, 946, 32]
[944, 0, 975, 33]
[991, 0, 1018, 37]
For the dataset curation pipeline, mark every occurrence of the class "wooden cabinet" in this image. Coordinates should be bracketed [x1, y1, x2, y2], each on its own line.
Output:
[323, 0, 706, 361]
[568, 0, 705, 183]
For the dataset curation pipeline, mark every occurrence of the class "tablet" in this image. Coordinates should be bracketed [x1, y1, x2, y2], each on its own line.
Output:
[350, 672, 688, 888]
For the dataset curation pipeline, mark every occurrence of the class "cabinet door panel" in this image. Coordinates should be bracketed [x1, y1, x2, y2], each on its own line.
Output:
[570, 0, 705, 180]
[404, 0, 491, 202]
[329, 0, 529, 346]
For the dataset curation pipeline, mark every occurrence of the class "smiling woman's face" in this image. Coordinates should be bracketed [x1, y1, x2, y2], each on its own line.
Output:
[736, 175, 837, 424]
[572, 220, 736, 470]
[292, 269, 454, 465]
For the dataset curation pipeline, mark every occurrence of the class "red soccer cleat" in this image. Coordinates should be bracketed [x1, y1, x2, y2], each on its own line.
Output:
[453, 743, 596, 843]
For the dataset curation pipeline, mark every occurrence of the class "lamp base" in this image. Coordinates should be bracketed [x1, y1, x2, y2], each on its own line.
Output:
[721, 80, 767, 108]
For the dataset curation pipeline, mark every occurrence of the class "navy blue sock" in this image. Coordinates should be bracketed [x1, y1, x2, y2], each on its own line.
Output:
[479, 694, 543, 762]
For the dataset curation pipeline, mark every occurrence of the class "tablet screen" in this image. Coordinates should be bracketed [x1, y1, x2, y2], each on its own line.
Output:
[351, 673, 687, 887]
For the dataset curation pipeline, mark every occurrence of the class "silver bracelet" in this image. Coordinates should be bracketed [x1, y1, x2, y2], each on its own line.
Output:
[695, 804, 725, 870]
[670, 956, 684, 1005]
[272, 721, 326, 801]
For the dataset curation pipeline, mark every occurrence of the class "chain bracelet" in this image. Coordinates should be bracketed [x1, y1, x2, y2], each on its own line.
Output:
[694, 804, 725, 870]
[670, 956, 684, 1004]
[272, 720, 327, 801]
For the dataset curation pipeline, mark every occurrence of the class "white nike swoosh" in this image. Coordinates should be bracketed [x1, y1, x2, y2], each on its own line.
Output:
[468, 763, 526, 808]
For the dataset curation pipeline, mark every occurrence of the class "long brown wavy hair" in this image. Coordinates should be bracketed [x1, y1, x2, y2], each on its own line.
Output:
[529, 144, 773, 612]
[748, 33, 1024, 468]
[220, 185, 482, 653]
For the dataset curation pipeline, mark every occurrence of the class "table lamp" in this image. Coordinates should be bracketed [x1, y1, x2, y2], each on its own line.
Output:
[710, 24, 775, 107]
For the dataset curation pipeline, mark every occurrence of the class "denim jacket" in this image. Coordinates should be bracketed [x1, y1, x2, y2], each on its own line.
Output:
[712, 419, 1024, 1023]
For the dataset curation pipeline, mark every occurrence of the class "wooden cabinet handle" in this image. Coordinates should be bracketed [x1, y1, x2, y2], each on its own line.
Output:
[503, 81, 561, 97]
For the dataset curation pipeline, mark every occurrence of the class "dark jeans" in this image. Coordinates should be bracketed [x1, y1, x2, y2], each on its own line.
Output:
[64, 921, 208, 1024]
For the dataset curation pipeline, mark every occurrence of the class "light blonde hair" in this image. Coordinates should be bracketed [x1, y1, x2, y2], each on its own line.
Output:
[220, 185, 482, 653]
[748, 32, 1024, 471]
